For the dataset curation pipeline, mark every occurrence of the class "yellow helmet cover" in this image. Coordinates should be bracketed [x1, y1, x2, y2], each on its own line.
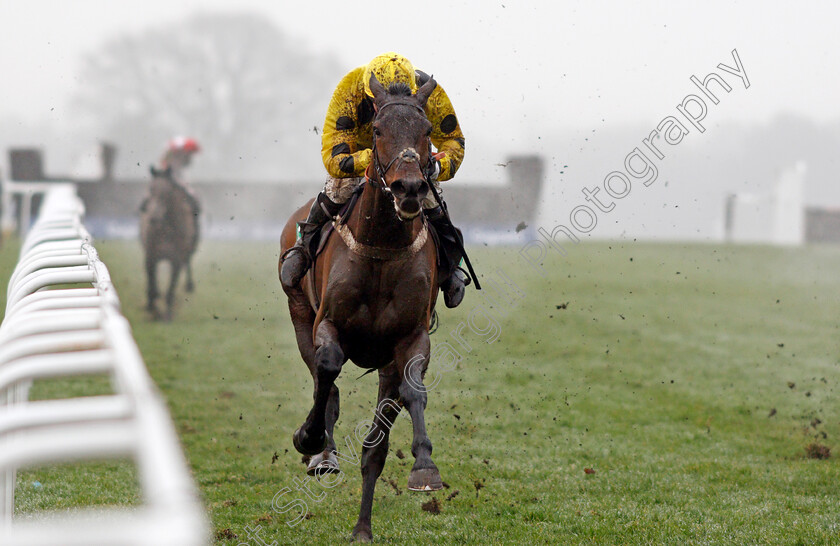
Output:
[363, 52, 418, 97]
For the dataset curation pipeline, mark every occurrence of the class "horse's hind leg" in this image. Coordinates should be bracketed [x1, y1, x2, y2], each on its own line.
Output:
[396, 329, 443, 491]
[164, 261, 183, 321]
[352, 365, 402, 542]
[293, 319, 344, 456]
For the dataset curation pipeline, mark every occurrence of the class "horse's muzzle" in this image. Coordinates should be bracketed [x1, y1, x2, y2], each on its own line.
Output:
[396, 197, 422, 219]
[391, 178, 428, 219]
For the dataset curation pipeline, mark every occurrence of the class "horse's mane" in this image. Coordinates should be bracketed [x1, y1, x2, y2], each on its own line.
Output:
[386, 82, 414, 97]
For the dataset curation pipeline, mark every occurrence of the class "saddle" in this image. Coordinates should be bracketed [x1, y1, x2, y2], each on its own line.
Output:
[303, 183, 365, 311]
[307, 187, 459, 284]
[304, 182, 459, 312]
[309, 183, 365, 263]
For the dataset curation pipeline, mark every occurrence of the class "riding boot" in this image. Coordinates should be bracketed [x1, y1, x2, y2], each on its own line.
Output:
[280, 192, 343, 290]
[425, 205, 471, 308]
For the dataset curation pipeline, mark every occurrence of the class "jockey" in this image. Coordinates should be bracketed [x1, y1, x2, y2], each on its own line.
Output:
[142, 136, 202, 214]
[160, 136, 201, 181]
[280, 52, 470, 308]
[141, 136, 202, 255]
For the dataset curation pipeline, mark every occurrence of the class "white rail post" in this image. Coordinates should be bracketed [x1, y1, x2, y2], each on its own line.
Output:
[0, 184, 208, 545]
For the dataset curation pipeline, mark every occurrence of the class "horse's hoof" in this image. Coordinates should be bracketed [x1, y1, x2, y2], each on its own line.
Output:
[185, 282, 194, 293]
[407, 466, 443, 492]
[293, 427, 328, 456]
[350, 524, 372, 543]
[307, 451, 340, 476]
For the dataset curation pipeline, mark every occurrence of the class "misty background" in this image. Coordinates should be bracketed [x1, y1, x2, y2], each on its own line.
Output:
[1, 1, 838, 241]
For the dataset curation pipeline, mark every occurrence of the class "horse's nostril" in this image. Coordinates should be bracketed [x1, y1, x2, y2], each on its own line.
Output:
[400, 199, 420, 215]
[391, 180, 405, 195]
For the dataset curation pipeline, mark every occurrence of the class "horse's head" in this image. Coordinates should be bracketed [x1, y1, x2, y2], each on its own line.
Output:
[368, 73, 437, 221]
[149, 165, 172, 179]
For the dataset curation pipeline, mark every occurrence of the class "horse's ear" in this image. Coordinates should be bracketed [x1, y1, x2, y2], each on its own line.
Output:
[149, 165, 159, 177]
[415, 76, 437, 107]
[369, 72, 387, 106]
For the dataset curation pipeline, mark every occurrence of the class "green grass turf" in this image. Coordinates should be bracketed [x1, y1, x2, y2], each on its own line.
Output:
[1, 237, 839, 545]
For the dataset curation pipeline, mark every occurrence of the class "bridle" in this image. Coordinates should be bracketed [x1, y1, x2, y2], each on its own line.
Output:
[368, 100, 435, 196]
[330, 98, 435, 260]
[339, 93, 481, 289]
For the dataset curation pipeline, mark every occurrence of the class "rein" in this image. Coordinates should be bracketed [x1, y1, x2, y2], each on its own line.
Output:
[151, 166, 199, 209]
[152, 167, 195, 200]
[152, 166, 187, 192]
[330, 99, 432, 261]
[367, 101, 481, 289]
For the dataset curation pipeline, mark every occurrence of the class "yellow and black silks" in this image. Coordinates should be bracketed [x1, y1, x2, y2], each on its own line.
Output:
[320, 66, 466, 182]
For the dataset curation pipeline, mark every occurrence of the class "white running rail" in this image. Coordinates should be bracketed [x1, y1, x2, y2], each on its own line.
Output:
[0, 184, 208, 546]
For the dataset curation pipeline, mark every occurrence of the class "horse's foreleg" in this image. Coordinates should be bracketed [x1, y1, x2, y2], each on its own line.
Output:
[185, 260, 195, 293]
[293, 319, 344, 456]
[164, 261, 182, 322]
[287, 289, 317, 371]
[306, 383, 341, 475]
[352, 365, 401, 542]
[396, 329, 443, 491]
[287, 292, 341, 475]
[145, 254, 159, 315]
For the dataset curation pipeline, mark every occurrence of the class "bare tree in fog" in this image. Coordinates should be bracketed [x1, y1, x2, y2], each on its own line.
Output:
[75, 13, 340, 180]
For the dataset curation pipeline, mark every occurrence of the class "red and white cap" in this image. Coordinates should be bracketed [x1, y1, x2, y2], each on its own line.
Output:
[168, 136, 201, 152]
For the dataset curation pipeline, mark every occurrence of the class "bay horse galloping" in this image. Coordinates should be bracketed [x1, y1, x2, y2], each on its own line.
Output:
[279, 74, 444, 541]
[140, 166, 200, 321]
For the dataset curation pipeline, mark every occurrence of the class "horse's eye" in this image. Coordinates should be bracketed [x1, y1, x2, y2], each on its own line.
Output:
[373, 126, 382, 137]
[425, 128, 432, 137]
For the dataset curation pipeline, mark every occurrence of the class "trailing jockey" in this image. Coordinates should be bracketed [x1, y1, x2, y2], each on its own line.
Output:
[159, 136, 201, 183]
[141, 136, 202, 249]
